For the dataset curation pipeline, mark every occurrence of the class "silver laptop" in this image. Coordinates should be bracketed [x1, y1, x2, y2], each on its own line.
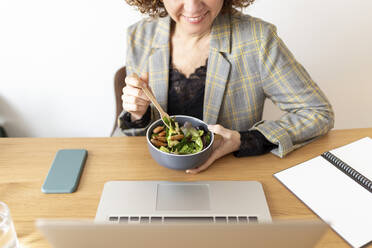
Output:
[36, 181, 328, 247]
[95, 181, 272, 223]
[36, 219, 327, 248]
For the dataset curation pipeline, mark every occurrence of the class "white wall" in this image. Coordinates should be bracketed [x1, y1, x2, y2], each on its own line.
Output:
[248, 0, 372, 127]
[1, 0, 371, 137]
[0, 0, 143, 137]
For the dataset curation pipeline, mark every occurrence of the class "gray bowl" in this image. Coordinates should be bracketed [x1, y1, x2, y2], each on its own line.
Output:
[146, 115, 214, 170]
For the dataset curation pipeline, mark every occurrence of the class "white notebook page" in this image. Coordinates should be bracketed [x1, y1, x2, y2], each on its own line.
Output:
[331, 137, 372, 180]
[275, 137, 372, 248]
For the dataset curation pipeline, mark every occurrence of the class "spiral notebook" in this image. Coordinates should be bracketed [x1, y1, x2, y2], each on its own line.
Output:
[275, 137, 372, 248]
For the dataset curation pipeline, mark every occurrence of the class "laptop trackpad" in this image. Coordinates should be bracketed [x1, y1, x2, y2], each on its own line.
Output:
[156, 184, 210, 211]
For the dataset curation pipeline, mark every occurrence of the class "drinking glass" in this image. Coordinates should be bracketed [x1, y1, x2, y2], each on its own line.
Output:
[0, 202, 19, 248]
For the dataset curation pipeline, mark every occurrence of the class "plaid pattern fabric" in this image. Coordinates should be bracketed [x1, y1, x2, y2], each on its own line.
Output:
[116, 12, 334, 157]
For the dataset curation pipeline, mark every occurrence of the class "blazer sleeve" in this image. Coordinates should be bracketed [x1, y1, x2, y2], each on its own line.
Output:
[251, 24, 334, 157]
[114, 24, 158, 137]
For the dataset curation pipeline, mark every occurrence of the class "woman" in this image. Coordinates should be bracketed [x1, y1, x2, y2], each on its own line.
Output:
[114, 0, 334, 174]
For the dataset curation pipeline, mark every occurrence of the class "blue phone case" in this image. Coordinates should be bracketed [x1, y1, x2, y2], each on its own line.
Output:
[42, 149, 87, 194]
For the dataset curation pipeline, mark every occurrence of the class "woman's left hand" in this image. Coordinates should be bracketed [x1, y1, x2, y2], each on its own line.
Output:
[186, 124, 241, 174]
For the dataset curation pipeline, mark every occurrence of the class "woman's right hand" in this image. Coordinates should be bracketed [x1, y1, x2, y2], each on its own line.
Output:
[122, 73, 151, 122]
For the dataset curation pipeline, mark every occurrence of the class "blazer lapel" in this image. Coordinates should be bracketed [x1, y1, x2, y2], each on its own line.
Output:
[203, 13, 232, 124]
[148, 16, 171, 113]
[147, 14, 231, 123]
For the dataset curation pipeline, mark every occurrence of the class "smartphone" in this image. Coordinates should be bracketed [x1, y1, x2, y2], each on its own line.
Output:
[42, 149, 87, 193]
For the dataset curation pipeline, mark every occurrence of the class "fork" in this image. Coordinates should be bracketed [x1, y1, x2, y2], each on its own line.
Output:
[132, 73, 171, 129]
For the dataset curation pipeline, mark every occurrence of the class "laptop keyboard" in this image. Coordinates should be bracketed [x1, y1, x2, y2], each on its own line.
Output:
[108, 216, 258, 224]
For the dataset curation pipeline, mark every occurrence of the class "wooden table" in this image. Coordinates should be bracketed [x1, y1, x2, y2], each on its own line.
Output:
[1, 128, 372, 247]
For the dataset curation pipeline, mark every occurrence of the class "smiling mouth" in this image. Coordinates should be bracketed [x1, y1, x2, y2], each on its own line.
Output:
[182, 12, 208, 23]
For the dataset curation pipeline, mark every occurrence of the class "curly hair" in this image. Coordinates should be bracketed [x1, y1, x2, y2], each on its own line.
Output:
[125, 0, 255, 18]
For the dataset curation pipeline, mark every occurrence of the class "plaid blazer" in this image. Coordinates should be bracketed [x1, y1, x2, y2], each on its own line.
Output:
[116, 12, 334, 157]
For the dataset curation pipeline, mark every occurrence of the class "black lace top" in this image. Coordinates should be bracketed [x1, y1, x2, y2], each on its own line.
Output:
[121, 60, 277, 157]
[167, 63, 206, 120]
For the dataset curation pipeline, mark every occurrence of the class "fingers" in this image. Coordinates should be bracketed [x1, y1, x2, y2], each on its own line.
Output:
[186, 146, 225, 174]
[121, 73, 151, 116]
[207, 124, 232, 139]
[122, 87, 150, 102]
[185, 158, 214, 174]
[140, 72, 149, 84]
[123, 73, 152, 102]
[122, 92, 149, 113]
[122, 102, 148, 113]
[122, 95, 149, 108]
[185, 124, 241, 174]
[125, 74, 147, 89]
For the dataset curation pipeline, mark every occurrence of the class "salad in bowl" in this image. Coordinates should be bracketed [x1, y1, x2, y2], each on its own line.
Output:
[146, 115, 214, 170]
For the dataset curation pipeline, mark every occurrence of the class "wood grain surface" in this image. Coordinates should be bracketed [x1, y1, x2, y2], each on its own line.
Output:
[1, 128, 371, 247]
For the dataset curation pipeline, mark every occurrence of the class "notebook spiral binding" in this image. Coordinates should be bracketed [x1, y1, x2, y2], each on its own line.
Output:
[321, 151, 372, 193]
